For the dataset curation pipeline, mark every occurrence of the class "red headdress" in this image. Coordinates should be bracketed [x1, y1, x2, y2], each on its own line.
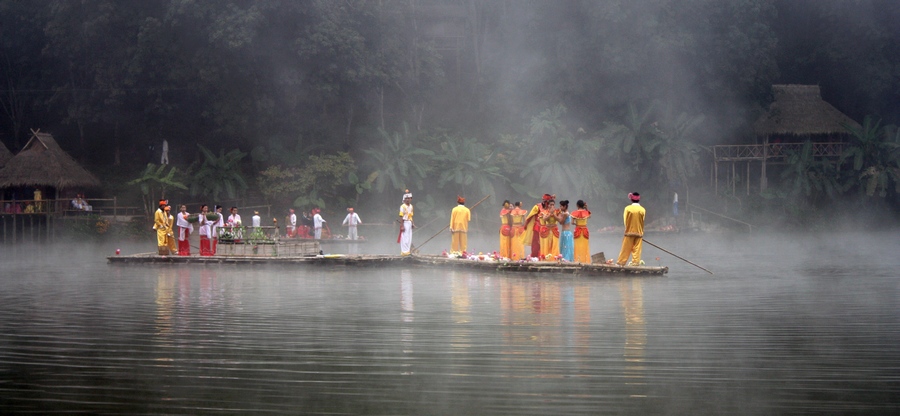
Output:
[457, 196, 465, 204]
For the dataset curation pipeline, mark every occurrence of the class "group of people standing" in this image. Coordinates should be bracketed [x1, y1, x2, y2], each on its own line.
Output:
[153, 199, 242, 256]
[515, 194, 592, 263]
[431, 191, 646, 266]
[285, 207, 361, 240]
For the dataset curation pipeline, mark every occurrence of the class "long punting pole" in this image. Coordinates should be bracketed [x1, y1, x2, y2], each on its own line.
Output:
[412, 194, 491, 254]
[642, 238, 714, 275]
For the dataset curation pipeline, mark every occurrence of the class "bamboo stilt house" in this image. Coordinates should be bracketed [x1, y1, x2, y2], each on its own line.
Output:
[713, 85, 861, 194]
[754, 84, 861, 139]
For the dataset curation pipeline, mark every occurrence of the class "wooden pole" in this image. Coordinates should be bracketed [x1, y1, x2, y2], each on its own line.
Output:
[411, 195, 491, 254]
[643, 238, 713, 275]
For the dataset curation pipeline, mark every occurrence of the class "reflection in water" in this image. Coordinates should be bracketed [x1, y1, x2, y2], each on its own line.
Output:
[451, 271, 473, 349]
[400, 269, 414, 354]
[154, 269, 176, 339]
[620, 279, 647, 396]
[2, 234, 898, 414]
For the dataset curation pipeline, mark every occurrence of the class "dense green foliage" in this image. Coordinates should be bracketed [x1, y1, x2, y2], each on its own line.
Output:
[2, 0, 899, 227]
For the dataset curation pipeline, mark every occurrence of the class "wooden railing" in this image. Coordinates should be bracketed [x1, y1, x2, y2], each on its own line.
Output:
[713, 142, 844, 162]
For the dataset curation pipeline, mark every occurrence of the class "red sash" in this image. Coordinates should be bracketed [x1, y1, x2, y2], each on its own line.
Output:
[500, 225, 512, 237]
[551, 227, 560, 238]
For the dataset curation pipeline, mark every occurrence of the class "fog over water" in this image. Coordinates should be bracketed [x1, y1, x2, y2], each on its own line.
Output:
[1, 231, 898, 414]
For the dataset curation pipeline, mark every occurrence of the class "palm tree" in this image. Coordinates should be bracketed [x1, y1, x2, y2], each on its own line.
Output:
[190, 145, 248, 201]
[519, 105, 609, 201]
[840, 116, 900, 197]
[363, 122, 435, 193]
[435, 136, 505, 198]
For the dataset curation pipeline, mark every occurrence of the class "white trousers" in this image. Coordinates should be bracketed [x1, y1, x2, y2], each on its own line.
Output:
[348, 226, 358, 240]
[400, 220, 413, 254]
[314, 227, 322, 239]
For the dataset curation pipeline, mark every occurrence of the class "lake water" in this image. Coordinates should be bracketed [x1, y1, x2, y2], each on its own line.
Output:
[1, 231, 898, 415]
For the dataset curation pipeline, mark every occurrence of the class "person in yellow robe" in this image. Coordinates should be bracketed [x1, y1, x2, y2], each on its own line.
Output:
[570, 200, 592, 263]
[616, 192, 646, 266]
[498, 200, 512, 258]
[539, 199, 560, 258]
[165, 206, 177, 255]
[153, 199, 173, 255]
[510, 201, 527, 260]
[523, 194, 553, 259]
[449, 196, 471, 253]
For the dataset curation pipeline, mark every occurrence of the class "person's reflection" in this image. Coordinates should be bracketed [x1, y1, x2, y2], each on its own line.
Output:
[451, 271, 473, 349]
[619, 279, 646, 393]
[154, 269, 177, 339]
[400, 269, 414, 354]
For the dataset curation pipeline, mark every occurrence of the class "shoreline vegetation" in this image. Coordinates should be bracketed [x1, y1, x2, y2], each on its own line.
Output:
[1, 1, 898, 238]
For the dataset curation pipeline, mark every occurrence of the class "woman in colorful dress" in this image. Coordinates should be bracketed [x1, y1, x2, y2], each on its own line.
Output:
[198, 205, 214, 256]
[571, 200, 592, 263]
[555, 200, 574, 262]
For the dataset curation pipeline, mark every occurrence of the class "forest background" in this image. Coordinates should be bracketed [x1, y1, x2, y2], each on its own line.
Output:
[2, 0, 899, 231]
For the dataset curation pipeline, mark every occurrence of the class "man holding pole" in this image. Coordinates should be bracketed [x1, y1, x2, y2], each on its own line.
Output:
[398, 191, 415, 255]
[616, 192, 646, 266]
[449, 196, 471, 253]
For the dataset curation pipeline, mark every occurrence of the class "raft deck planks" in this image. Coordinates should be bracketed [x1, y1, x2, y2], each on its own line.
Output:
[108, 253, 667, 276]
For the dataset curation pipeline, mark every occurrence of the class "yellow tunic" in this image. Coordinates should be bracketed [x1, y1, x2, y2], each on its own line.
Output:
[540, 212, 560, 257]
[450, 204, 471, 252]
[616, 203, 646, 266]
[499, 208, 512, 258]
[571, 208, 591, 263]
[510, 207, 527, 260]
[154, 208, 169, 248]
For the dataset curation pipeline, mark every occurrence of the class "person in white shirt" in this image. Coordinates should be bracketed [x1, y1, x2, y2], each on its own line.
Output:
[312, 208, 326, 239]
[198, 204, 214, 256]
[342, 207, 362, 240]
[176, 204, 193, 256]
[227, 207, 243, 241]
[398, 191, 415, 255]
[287, 209, 297, 238]
[212, 205, 224, 254]
[252, 211, 261, 228]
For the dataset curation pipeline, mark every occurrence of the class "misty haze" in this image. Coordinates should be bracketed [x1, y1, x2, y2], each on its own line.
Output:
[1, 0, 899, 414]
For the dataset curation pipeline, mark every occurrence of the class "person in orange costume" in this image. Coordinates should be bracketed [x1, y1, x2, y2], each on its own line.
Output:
[523, 194, 553, 258]
[509, 201, 527, 260]
[498, 200, 512, 258]
[616, 192, 646, 266]
[570, 200, 592, 263]
[449, 196, 471, 253]
[539, 199, 560, 258]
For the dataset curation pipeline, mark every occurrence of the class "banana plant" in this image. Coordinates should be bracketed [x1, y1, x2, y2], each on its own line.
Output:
[190, 144, 248, 201]
[362, 122, 435, 193]
[127, 163, 188, 218]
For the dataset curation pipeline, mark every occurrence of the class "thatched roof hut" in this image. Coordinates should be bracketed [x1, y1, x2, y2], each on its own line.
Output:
[0, 140, 12, 168]
[754, 84, 861, 138]
[0, 130, 100, 190]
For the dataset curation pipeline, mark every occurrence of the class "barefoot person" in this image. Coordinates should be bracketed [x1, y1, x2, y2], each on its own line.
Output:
[398, 191, 415, 255]
[616, 192, 646, 266]
[449, 196, 471, 253]
[571, 200, 591, 263]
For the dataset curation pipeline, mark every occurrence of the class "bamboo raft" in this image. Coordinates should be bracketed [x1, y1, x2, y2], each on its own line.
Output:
[107, 252, 667, 276]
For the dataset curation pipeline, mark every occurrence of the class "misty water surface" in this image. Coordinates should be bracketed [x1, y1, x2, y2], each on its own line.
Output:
[0, 231, 898, 415]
